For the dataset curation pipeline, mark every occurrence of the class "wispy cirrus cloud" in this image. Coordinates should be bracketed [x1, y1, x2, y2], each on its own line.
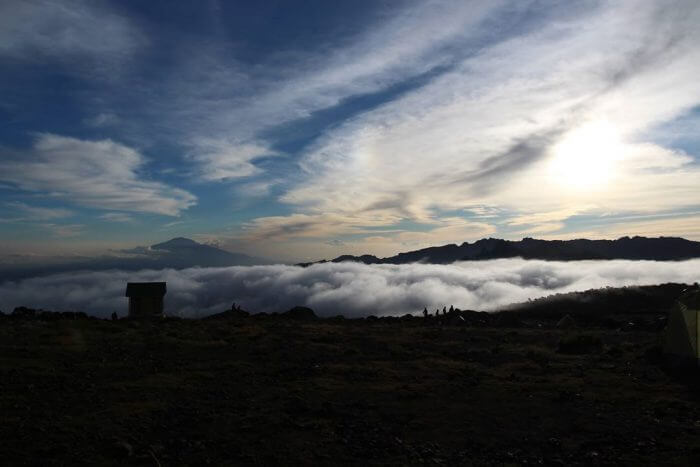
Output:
[3, 201, 73, 221]
[38, 223, 84, 238]
[257, 0, 700, 250]
[120, 0, 506, 182]
[83, 112, 121, 128]
[67, 0, 698, 259]
[98, 212, 134, 223]
[0, 134, 196, 216]
[0, 0, 144, 69]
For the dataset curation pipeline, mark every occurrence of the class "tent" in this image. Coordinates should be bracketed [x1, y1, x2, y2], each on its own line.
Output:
[664, 285, 700, 367]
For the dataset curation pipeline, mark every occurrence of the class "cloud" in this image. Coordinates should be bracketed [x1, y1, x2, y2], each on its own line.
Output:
[3, 201, 73, 221]
[84, 112, 121, 128]
[0, 134, 196, 216]
[118, 0, 505, 182]
[38, 223, 84, 238]
[189, 138, 272, 181]
[1, 259, 698, 319]
[264, 1, 700, 240]
[227, 214, 496, 262]
[98, 212, 133, 223]
[233, 180, 279, 199]
[241, 213, 395, 241]
[0, 0, 144, 70]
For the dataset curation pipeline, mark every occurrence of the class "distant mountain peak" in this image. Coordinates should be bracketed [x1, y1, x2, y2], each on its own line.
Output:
[147, 237, 270, 266]
[151, 237, 200, 250]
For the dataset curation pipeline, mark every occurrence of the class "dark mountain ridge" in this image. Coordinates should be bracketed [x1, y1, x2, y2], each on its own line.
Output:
[300, 236, 700, 266]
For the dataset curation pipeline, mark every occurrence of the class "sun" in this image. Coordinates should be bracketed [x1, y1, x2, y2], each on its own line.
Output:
[548, 120, 623, 190]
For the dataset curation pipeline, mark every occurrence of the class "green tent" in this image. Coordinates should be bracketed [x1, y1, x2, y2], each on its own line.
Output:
[664, 285, 700, 367]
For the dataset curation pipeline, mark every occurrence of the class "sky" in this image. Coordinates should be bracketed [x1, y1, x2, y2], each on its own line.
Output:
[1, 0, 700, 263]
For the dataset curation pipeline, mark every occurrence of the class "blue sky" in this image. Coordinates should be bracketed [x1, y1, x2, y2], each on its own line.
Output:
[1, 0, 700, 262]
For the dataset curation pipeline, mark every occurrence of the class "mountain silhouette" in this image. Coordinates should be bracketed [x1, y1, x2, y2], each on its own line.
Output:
[152, 237, 202, 249]
[147, 237, 264, 267]
[0, 237, 269, 281]
[300, 236, 700, 266]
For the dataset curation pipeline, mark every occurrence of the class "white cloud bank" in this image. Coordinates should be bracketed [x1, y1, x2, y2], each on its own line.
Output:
[1, 259, 698, 319]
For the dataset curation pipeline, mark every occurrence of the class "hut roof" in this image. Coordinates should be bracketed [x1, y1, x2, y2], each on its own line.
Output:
[125, 282, 167, 298]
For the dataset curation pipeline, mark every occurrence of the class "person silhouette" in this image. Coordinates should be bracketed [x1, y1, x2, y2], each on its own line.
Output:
[423, 307, 428, 318]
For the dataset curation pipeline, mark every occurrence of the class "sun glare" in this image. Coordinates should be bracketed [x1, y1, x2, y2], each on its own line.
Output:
[548, 120, 623, 190]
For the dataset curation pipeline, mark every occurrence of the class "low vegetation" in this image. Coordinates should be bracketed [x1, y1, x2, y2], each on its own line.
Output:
[0, 284, 698, 465]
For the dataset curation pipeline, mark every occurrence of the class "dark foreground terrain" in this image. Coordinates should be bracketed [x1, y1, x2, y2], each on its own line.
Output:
[1, 286, 699, 465]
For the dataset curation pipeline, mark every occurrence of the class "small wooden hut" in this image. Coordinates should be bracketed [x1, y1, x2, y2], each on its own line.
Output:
[125, 282, 166, 319]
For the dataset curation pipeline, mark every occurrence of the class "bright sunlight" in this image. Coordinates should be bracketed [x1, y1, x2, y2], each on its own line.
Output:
[548, 120, 623, 190]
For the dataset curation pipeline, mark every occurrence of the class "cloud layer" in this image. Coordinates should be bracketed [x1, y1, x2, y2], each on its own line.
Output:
[1, 259, 698, 319]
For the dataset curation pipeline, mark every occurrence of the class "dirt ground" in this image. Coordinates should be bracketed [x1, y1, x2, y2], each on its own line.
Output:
[0, 311, 698, 466]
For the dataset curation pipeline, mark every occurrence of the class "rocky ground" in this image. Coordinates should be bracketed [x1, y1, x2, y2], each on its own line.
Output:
[1, 286, 699, 466]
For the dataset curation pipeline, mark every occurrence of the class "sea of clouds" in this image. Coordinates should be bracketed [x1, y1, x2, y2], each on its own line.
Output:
[1, 259, 699, 319]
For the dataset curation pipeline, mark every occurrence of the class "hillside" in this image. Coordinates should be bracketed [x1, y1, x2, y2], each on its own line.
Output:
[301, 236, 700, 266]
[1, 288, 698, 465]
